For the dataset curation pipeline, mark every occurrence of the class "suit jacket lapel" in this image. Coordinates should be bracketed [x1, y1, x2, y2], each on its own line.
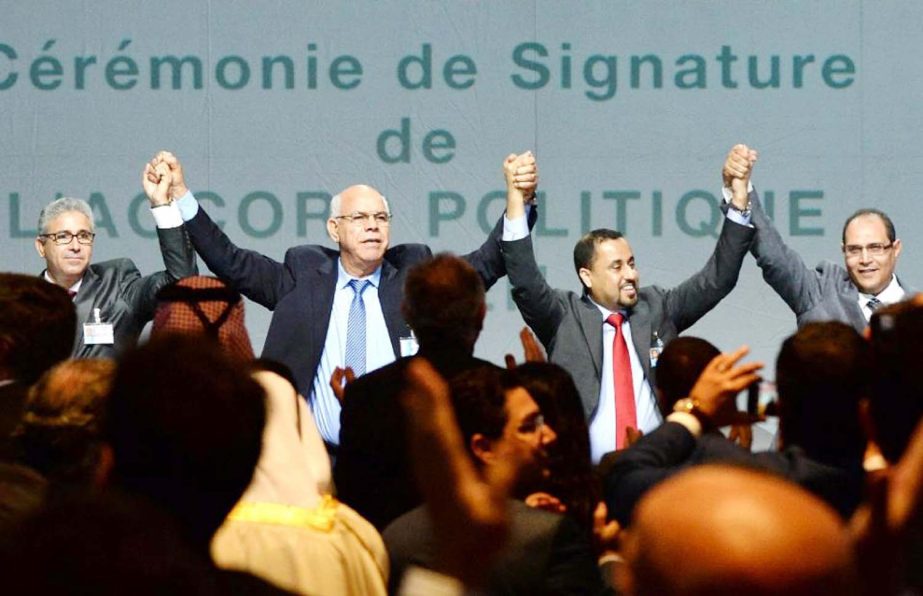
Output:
[73, 267, 99, 322]
[627, 301, 653, 382]
[311, 257, 338, 357]
[68, 267, 99, 353]
[841, 277, 869, 331]
[379, 261, 402, 358]
[578, 295, 603, 377]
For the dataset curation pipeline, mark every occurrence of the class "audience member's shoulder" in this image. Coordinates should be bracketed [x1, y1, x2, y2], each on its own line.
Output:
[509, 498, 563, 533]
[382, 503, 432, 542]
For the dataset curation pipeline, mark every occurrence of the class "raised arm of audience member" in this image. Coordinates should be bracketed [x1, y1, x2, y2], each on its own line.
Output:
[504, 326, 547, 370]
[398, 357, 515, 592]
[851, 417, 923, 595]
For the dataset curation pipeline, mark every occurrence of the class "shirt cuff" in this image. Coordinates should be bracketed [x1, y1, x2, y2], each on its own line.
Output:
[150, 202, 183, 229]
[175, 190, 200, 221]
[398, 566, 465, 596]
[666, 412, 703, 437]
[502, 205, 532, 241]
[721, 182, 754, 227]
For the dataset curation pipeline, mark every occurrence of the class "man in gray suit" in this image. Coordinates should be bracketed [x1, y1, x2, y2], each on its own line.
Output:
[723, 144, 909, 331]
[34, 162, 197, 358]
[501, 153, 756, 461]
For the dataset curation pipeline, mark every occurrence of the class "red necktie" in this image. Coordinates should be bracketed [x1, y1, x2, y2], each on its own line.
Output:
[607, 313, 637, 449]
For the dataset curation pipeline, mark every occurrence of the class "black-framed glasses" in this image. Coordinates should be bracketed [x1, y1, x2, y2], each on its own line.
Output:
[335, 212, 392, 226]
[40, 230, 96, 245]
[843, 242, 893, 258]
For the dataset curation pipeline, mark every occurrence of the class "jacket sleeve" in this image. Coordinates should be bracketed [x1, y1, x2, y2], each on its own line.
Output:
[183, 204, 295, 309]
[502, 235, 568, 349]
[748, 189, 824, 315]
[461, 207, 538, 291]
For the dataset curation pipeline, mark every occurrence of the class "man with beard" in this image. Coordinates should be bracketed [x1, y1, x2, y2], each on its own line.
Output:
[501, 156, 755, 461]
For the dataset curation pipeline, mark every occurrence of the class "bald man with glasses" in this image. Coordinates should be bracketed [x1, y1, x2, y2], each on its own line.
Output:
[146, 150, 538, 451]
[723, 144, 912, 330]
[34, 163, 197, 358]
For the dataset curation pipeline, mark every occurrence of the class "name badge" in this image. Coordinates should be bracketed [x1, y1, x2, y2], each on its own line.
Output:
[84, 308, 114, 345]
[649, 332, 664, 368]
[400, 334, 419, 357]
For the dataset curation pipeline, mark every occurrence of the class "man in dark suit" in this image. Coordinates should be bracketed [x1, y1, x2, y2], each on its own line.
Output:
[149, 150, 538, 448]
[604, 322, 868, 525]
[723, 144, 911, 331]
[501, 154, 756, 461]
[384, 365, 608, 595]
[336, 253, 500, 530]
[34, 163, 197, 358]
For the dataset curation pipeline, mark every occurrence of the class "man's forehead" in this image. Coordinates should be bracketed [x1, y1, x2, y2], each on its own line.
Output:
[504, 386, 539, 418]
[844, 214, 888, 241]
[594, 238, 633, 261]
[340, 185, 386, 210]
[48, 211, 92, 229]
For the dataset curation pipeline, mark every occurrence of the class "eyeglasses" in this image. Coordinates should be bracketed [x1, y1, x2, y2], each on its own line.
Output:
[335, 212, 392, 226]
[843, 242, 893, 258]
[40, 230, 96, 245]
[518, 414, 546, 434]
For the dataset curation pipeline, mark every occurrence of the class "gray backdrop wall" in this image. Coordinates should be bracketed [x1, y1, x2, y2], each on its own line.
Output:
[3, 1, 920, 380]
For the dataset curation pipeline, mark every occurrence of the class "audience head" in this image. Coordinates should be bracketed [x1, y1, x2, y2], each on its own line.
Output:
[654, 336, 721, 416]
[103, 334, 265, 551]
[402, 253, 486, 351]
[775, 321, 868, 466]
[152, 275, 254, 365]
[14, 359, 115, 485]
[35, 197, 96, 288]
[573, 228, 638, 311]
[868, 295, 923, 462]
[622, 465, 856, 596]
[840, 208, 900, 296]
[449, 367, 556, 495]
[0, 273, 75, 384]
[327, 184, 391, 277]
[515, 361, 596, 526]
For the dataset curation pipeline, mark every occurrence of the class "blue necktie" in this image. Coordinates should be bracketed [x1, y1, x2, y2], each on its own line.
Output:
[867, 297, 884, 313]
[345, 279, 371, 376]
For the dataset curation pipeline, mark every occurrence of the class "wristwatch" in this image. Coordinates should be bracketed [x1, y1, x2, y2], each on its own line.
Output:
[673, 397, 713, 429]
[727, 200, 751, 218]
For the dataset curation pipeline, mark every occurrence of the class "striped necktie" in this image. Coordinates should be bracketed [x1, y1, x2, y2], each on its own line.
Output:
[866, 296, 884, 313]
[344, 279, 371, 376]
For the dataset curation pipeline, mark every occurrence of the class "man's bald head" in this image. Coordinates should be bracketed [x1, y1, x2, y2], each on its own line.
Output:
[622, 465, 856, 596]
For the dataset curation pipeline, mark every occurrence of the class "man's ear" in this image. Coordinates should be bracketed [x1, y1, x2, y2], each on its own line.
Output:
[35, 237, 46, 258]
[578, 267, 593, 290]
[326, 218, 340, 244]
[470, 433, 495, 466]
